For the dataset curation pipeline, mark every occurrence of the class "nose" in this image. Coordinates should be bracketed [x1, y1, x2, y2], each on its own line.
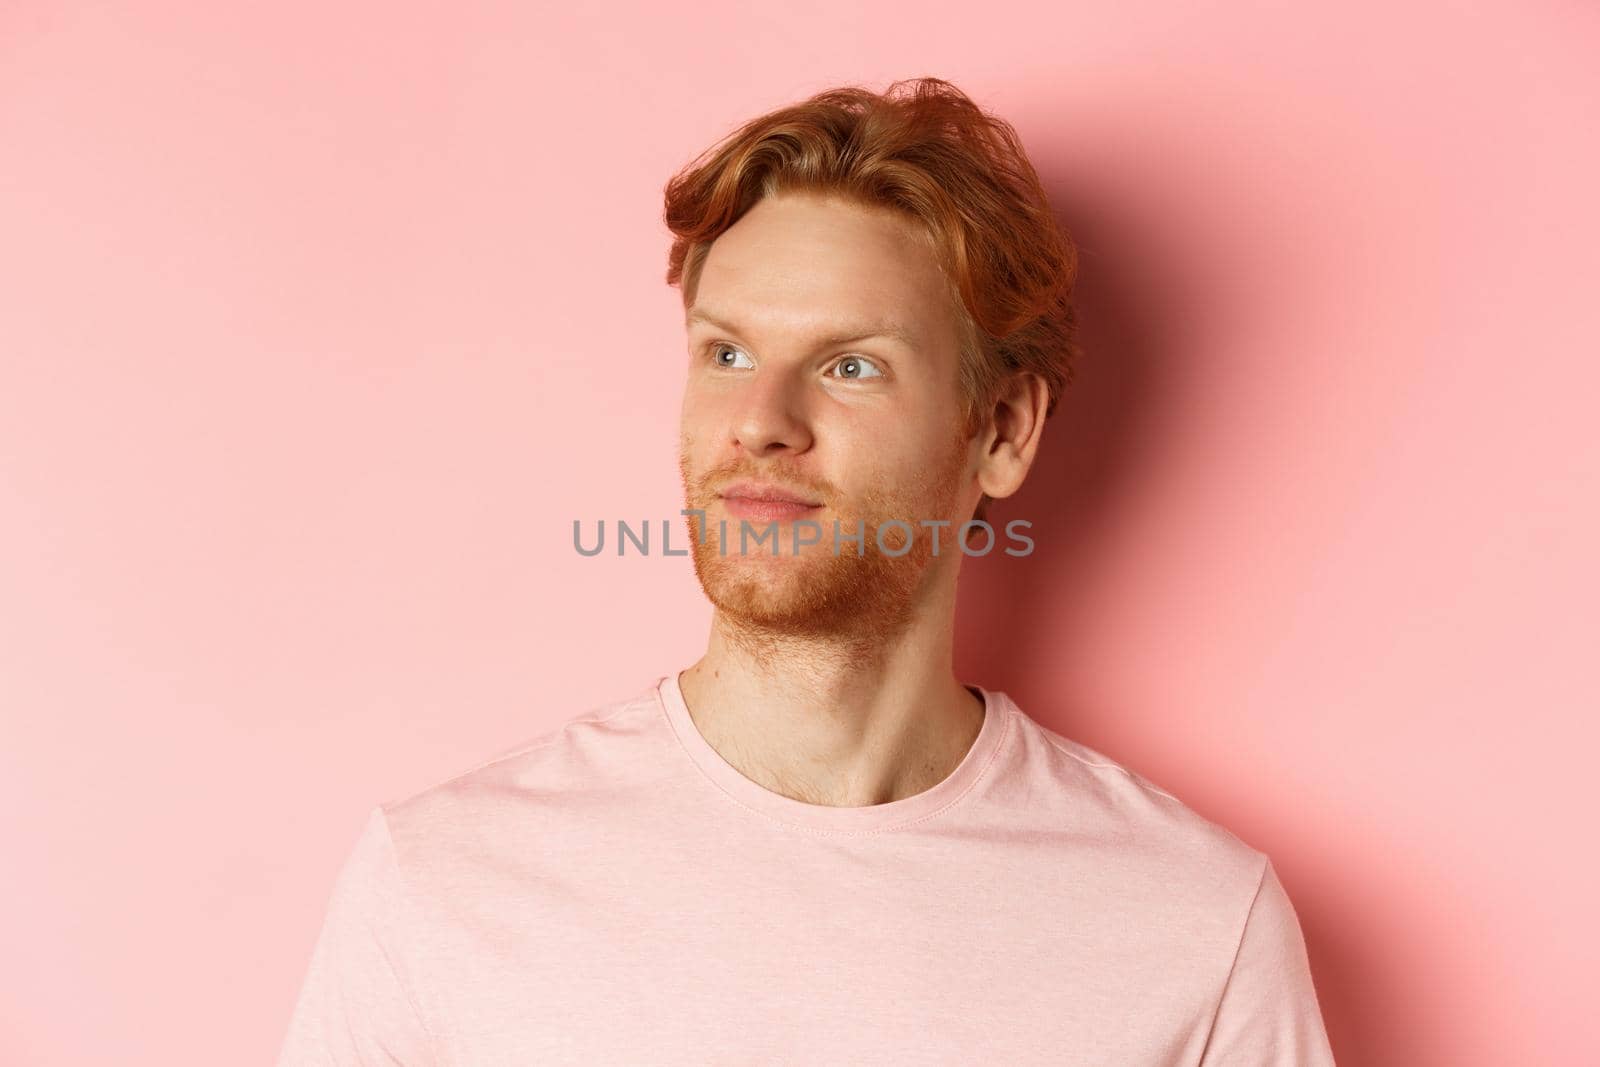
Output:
[730, 364, 814, 458]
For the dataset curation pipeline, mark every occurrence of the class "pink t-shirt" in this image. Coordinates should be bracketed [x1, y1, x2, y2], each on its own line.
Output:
[278, 673, 1335, 1065]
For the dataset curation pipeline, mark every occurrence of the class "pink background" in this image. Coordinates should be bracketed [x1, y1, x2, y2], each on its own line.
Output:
[2, 2, 1596, 1063]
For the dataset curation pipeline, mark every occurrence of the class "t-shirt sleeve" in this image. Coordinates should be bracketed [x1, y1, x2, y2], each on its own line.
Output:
[276, 807, 437, 1067]
[1198, 858, 1337, 1066]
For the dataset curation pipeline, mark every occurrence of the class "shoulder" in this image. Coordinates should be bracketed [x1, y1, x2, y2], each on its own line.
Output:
[374, 679, 669, 866]
[999, 697, 1271, 898]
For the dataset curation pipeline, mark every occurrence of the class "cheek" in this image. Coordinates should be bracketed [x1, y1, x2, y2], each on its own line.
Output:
[679, 387, 716, 444]
[677, 410, 707, 473]
[822, 442, 908, 505]
[678, 383, 703, 429]
[679, 380, 734, 439]
[883, 431, 967, 502]
[678, 402, 733, 488]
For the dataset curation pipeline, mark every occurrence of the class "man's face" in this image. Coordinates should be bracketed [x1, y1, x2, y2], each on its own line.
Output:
[678, 190, 979, 639]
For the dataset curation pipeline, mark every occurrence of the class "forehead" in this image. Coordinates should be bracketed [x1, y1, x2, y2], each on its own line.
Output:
[689, 192, 955, 342]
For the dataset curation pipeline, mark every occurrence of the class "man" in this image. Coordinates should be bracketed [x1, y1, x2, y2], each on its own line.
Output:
[278, 78, 1336, 1065]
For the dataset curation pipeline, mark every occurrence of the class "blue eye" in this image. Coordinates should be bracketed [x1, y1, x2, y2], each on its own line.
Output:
[711, 343, 754, 369]
[831, 355, 883, 380]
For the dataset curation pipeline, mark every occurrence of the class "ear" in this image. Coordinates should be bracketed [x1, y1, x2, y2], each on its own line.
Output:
[975, 372, 1050, 502]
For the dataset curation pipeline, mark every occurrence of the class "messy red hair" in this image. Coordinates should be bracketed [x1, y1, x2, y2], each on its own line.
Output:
[662, 77, 1081, 490]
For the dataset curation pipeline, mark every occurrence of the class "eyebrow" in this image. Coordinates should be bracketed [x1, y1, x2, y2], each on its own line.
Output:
[686, 308, 920, 352]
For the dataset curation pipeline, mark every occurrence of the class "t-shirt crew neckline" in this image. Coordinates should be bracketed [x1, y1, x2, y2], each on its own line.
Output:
[656, 670, 1012, 834]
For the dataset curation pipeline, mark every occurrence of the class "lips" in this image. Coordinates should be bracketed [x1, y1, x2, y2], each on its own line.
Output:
[716, 480, 824, 523]
[717, 481, 823, 507]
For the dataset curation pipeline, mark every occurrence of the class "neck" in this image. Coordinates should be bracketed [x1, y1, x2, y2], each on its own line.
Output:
[677, 569, 985, 809]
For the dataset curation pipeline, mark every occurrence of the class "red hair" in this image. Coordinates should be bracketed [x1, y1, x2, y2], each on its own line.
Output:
[662, 76, 1081, 462]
